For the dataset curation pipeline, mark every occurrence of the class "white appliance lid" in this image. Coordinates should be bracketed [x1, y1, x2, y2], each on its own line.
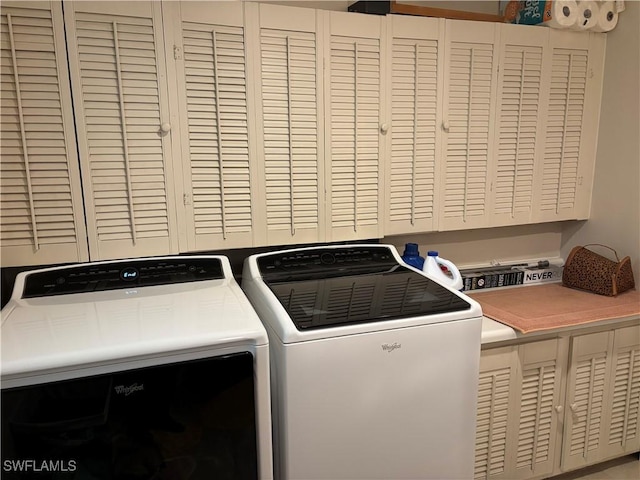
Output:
[1, 256, 268, 381]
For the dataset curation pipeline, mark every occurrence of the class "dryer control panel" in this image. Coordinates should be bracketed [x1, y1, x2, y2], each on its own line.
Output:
[22, 257, 224, 298]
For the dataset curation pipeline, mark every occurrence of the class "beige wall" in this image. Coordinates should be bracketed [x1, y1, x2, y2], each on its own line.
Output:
[253, 0, 350, 11]
[560, 1, 640, 283]
[390, 1, 500, 15]
[383, 224, 564, 269]
[256, 0, 501, 14]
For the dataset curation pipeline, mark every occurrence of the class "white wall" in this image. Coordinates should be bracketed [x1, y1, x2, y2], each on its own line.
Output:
[560, 1, 640, 283]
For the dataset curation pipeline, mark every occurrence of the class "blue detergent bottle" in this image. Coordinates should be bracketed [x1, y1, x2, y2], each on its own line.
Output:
[401, 243, 425, 270]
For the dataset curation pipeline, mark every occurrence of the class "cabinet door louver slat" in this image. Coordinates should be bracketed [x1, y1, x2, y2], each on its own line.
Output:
[182, 22, 252, 248]
[475, 368, 510, 479]
[260, 26, 320, 244]
[569, 355, 607, 458]
[540, 47, 588, 217]
[494, 40, 544, 225]
[604, 325, 640, 457]
[441, 24, 497, 231]
[66, 2, 176, 259]
[0, 2, 88, 266]
[326, 12, 383, 242]
[516, 363, 556, 474]
[609, 350, 639, 445]
[388, 36, 439, 233]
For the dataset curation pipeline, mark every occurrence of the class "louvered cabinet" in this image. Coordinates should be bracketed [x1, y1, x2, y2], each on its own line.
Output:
[475, 346, 518, 480]
[439, 20, 499, 232]
[533, 31, 605, 223]
[323, 11, 386, 242]
[384, 15, 444, 235]
[490, 25, 548, 227]
[561, 330, 612, 470]
[65, 1, 178, 260]
[0, 1, 88, 267]
[475, 339, 565, 480]
[511, 338, 564, 479]
[561, 325, 640, 472]
[163, 1, 257, 252]
[601, 325, 640, 459]
[247, 3, 324, 245]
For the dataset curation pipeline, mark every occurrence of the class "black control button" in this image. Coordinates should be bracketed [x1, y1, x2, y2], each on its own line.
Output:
[320, 253, 335, 265]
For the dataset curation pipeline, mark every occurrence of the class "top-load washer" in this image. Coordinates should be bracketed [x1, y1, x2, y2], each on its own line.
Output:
[1, 255, 272, 479]
[242, 244, 483, 480]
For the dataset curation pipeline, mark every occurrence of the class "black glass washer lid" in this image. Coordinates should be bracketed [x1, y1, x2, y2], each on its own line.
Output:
[266, 265, 471, 331]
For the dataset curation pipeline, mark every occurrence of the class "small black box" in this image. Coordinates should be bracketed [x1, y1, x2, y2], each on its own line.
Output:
[348, 1, 392, 15]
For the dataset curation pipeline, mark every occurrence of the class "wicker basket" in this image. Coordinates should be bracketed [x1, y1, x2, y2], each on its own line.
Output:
[563, 244, 635, 296]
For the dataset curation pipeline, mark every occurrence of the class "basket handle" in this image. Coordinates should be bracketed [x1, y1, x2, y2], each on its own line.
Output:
[583, 244, 620, 262]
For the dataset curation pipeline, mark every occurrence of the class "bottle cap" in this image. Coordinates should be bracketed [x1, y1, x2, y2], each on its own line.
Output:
[427, 250, 438, 256]
[403, 243, 420, 256]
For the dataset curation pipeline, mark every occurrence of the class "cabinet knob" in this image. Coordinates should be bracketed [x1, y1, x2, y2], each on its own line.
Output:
[380, 123, 389, 134]
[442, 120, 450, 132]
[160, 123, 172, 134]
[555, 405, 563, 414]
[570, 402, 578, 412]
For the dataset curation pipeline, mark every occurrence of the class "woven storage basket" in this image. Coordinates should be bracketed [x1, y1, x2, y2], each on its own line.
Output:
[563, 244, 635, 296]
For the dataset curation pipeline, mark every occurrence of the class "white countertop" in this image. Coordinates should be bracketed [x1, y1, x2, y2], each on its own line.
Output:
[481, 317, 517, 344]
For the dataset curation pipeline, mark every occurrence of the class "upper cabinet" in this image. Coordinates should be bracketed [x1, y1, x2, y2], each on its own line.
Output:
[490, 24, 548, 227]
[0, 4, 608, 268]
[384, 15, 444, 235]
[0, 1, 88, 267]
[247, 3, 324, 246]
[439, 20, 499, 231]
[533, 31, 605, 223]
[163, 1, 256, 252]
[65, 1, 178, 260]
[323, 11, 386, 241]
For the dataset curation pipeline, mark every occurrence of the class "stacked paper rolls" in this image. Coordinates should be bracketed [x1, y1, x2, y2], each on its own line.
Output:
[572, 1, 599, 30]
[592, 1, 619, 32]
[544, 0, 579, 28]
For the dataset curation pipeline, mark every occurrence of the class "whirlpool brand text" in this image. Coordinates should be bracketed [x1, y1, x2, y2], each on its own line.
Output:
[381, 342, 402, 353]
[114, 383, 144, 396]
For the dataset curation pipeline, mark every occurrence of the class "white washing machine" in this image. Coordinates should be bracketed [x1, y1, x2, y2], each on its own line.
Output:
[1, 256, 272, 479]
[242, 244, 483, 480]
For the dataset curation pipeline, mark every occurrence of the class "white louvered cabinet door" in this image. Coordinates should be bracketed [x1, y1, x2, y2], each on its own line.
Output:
[562, 331, 613, 471]
[324, 11, 385, 241]
[0, 1, 88, 267]
[164, 2, 255, 251]
[491, 25, 547, 228]
[474, 346, 518, 480]
[65, 1, 178, 260]
[440, 20, 499, 231]
[601, 325, 640, 458]
[533, 31, 605, 223]
[385, 15, 443, 235]
[511, 339, 563, 479]
[249, 3, 323, 245]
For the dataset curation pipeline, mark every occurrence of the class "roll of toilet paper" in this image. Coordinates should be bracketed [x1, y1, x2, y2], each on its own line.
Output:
[543, 0, 579, 28]
[591, 1, 618, 32]
[571, 1, 599, 30]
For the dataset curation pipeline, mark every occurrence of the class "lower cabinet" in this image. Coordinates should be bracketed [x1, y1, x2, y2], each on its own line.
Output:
[475, 323, 640, 480]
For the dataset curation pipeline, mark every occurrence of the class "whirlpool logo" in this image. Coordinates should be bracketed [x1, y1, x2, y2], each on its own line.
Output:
[114, 383, 144, 396]
[381, 342, 401, 353]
